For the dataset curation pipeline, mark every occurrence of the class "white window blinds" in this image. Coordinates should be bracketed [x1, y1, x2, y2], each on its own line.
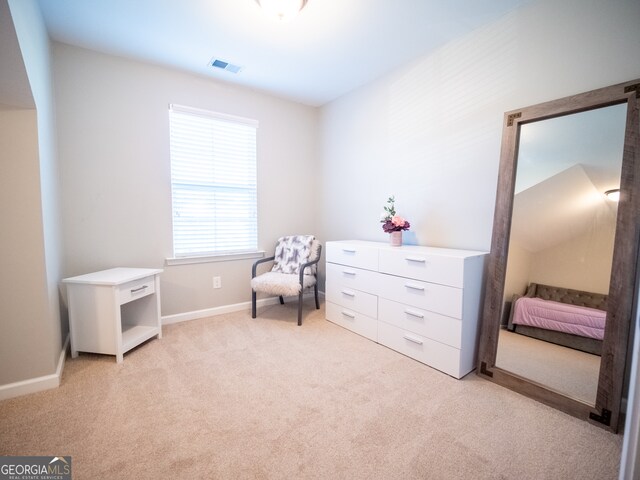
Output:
[169, 104, 258, 257]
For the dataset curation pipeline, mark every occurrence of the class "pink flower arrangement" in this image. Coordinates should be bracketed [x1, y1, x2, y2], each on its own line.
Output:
[380, 196, 410, 233]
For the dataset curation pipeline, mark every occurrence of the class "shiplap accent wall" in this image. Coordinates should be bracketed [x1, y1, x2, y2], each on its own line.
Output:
[318, 0, 640, 254]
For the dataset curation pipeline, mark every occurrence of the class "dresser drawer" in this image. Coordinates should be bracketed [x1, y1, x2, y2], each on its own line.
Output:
[326, 242, 378, 271]
[326, 302, 377, 341]
[326, 262, 378, 295]
[379, 247, 464, 287]
[326, 280, 378, 318]
[377, 321, 463, 378]
[117, 275, 155, 305]
[378, 298, 461, 348]
[378, 273, 462, 318]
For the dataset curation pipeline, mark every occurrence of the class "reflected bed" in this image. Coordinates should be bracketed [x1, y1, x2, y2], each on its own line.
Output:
[507, 283, 607, 355]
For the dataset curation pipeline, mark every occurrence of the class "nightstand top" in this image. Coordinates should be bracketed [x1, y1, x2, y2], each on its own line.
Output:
[63, 267, 163, 286]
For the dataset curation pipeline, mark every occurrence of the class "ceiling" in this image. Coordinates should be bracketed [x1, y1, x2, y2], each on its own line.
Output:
[515, 103, 627, 195]
[35, 0, 531, 106]
[510, 104, 627, 253]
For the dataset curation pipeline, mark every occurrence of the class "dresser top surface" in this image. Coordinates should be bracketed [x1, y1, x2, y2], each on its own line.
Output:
[327, 240, 488, 258]
[63, 267, 163, 285]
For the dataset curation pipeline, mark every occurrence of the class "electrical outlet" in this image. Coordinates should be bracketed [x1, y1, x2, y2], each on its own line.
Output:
[213, 276, 222, 289]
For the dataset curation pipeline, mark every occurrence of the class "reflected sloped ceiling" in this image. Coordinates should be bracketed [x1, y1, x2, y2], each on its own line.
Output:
[515, 103, 627, 195]
[510, 164, 616, 253]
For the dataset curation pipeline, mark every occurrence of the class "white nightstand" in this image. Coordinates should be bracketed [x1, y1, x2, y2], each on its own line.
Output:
[63, 267, 163, 363]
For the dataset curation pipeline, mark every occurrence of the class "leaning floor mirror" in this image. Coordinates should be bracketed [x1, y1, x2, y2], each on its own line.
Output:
[477, 79, 640, 433]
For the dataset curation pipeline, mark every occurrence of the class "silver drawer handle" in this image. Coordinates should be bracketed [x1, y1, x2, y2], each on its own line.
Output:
[342, 270, 357, 276]
[341, 289, 356, 297]
[405, 283, 425, 292]
[342, 248, 356, 253]
[405, 257, 426, 263]
[131, 285, 148, 294]
[403, 335, 424, 345]
[341, 311, 356, 319]
[405, 309, 425, 319]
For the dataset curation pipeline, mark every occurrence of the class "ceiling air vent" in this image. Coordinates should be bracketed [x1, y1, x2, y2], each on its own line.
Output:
[209, 57, 243, 74]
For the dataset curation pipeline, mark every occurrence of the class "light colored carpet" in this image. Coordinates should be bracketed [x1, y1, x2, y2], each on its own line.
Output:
[496, 329, 601, 404]
[0, 302, 622, 479]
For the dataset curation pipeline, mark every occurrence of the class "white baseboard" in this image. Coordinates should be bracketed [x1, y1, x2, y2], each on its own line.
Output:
[162, 292, 325, 326]
[0, 334, 70, 401]
[0, 291, 327, 400]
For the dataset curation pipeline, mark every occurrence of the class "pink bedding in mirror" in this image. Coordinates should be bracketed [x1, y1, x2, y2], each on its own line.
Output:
[511, 296, 606, 340]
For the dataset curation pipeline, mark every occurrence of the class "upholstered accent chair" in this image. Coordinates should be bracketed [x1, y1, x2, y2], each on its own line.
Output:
[251, 235, 322, 326]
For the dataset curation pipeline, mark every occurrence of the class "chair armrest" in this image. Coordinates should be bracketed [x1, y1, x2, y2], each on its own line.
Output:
[299, 245, 323, 284]
[252, 255, 275, 279]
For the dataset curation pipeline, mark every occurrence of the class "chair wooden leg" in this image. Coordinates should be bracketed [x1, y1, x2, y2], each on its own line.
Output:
[279, 296, 285, 305]
[252, 291, 257, 318]
[314, 283, 319, 309]
[297, 291, 303, 326]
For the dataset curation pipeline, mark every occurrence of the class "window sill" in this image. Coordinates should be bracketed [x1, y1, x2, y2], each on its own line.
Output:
[166, 251, 266, 266]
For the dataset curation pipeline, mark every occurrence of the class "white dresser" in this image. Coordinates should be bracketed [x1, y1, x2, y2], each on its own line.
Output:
[325, 240, 487, 379]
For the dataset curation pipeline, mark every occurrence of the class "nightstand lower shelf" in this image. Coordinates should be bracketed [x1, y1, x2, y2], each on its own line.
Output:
[122, 325, 160, 353]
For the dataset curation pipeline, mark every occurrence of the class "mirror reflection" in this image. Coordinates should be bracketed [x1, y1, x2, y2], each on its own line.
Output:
[495, 103, 627, 405]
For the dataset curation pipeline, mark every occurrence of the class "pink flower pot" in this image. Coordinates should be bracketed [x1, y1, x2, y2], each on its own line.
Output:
[389, 231, 402, 247]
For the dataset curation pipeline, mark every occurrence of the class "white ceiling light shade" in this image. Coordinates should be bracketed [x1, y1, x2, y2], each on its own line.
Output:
[605, 188, 621, 202]
[256, 0, 308, 22]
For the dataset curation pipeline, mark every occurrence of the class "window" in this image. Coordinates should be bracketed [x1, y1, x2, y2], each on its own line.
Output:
[169, 104, 258, 258]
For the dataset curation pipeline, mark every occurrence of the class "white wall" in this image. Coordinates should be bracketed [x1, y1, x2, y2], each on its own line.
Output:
[529, 218, 616, 294]
[504, 214, 615, 303]
[502, 241, 532, 313]
[0, 109, 53, 384]
[318, 0, 640, 253]
[620, 300, 640, 479]
[0, 0, 64, 386]
[53, 44, 319, 316]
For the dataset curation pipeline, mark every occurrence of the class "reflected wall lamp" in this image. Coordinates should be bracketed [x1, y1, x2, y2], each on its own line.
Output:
[256, 0, 308, 22]
[605, 188, 621, 202]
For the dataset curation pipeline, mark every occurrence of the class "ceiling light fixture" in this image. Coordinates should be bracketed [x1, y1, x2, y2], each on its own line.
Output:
[605, 188, 621, 202]
[256, 0, 308, 22]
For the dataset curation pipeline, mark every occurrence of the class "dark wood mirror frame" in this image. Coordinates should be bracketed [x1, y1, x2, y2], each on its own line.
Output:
[477, 79, 640, 433]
